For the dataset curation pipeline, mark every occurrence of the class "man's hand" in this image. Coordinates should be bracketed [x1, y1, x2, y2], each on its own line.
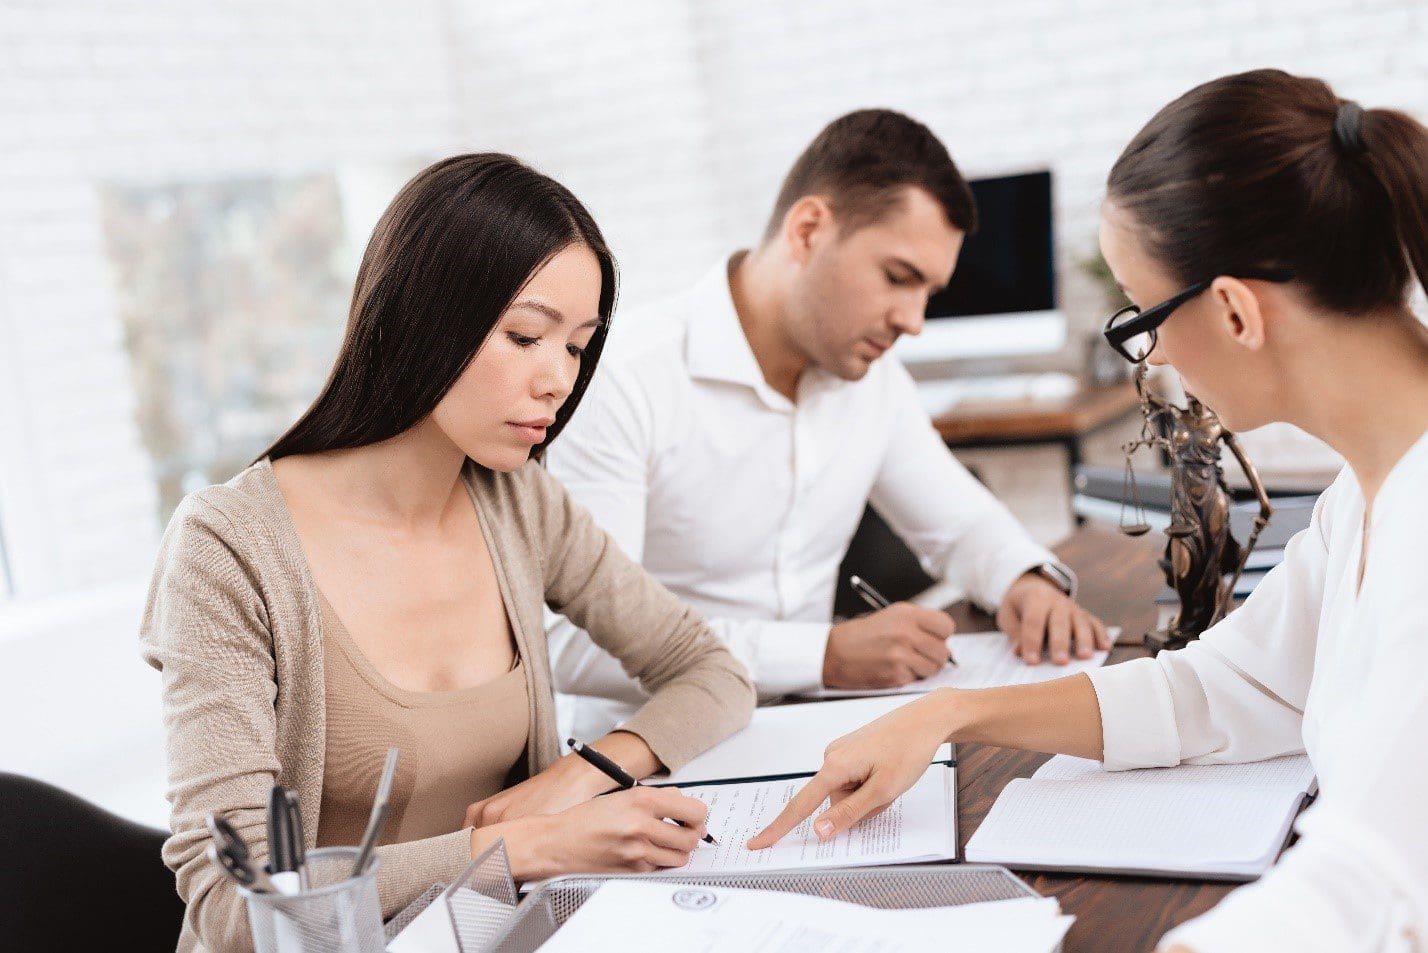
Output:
[996, 571, 1111, 665]
[823, 603, 957, 689]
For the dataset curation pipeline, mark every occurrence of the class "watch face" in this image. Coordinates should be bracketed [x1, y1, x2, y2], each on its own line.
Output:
[1040, 564, 1074, 593]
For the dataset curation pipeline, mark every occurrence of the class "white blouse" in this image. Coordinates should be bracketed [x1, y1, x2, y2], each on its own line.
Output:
[1087, 428, 1428, 952]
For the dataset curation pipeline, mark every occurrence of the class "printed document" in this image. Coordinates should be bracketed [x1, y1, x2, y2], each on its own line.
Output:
[679, 763, 956, 875]
[802, 630, 1117, 700]
[536, 882, 1072, 953]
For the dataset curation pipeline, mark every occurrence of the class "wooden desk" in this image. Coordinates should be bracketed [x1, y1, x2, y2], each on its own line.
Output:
[945, 525, 1234, 952]
[932, 381, 1141, 448]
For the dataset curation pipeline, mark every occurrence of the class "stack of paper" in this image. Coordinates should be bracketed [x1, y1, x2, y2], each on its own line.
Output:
[799, 629, 1117, 700]
[679, 763, 956, 876]
[966, 753, 1316, 880]
[652, 697, 960, 878]
[536, 881, 1073, 953]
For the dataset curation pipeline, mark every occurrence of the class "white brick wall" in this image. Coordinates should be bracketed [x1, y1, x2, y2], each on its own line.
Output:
[446, 0, 730, 309]
[6, 0, 1426, 602]
[0, 0, 465, 601]
[3, 0, 1426, 821]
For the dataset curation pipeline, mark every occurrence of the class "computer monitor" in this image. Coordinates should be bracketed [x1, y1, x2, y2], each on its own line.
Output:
[894, 169, 1064, 364]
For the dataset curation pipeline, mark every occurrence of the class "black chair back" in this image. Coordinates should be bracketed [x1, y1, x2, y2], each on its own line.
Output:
[0, 772, 183, 951]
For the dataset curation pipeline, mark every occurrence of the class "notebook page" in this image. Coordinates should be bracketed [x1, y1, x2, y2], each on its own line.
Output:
[966, 776, 1303, 875]
[678, 763, 956, 875]
[802, 630, 1117, 700]
[1033, 753, 1314, 792]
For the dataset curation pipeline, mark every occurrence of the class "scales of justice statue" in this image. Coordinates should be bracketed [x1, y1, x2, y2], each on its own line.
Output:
[1118, 365, 1275, 654]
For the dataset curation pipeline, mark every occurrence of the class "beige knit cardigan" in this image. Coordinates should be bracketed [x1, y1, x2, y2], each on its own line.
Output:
[140, 458, 754, 953]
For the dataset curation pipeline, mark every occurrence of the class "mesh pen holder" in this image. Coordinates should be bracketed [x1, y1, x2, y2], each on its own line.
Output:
[243, 847, 385, 953]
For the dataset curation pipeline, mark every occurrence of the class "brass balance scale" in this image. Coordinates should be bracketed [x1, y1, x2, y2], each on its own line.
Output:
[1117, 366, 1274, 654]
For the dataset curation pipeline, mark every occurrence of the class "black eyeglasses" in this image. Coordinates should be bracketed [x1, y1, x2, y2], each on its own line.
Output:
[1102, 269, 1296, 363]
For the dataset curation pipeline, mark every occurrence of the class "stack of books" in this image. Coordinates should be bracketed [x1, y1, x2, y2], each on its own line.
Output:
[1071, 466, 1319, 602]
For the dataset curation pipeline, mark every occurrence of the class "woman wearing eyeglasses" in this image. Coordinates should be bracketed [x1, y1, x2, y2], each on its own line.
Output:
[749, 69, 1428, 951]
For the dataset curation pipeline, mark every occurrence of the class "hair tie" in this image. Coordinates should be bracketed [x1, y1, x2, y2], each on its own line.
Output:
[1333, 101, 1366, 156]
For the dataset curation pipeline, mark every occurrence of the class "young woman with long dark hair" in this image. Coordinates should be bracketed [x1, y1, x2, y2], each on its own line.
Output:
[749, 70, 1428, 950]
[141, 154, 754, 953]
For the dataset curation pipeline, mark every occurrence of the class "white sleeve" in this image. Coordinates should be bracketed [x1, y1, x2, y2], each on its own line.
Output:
[1160, 501, 1428, 951]
[867, 362, 1070, 611]
[1085, 482, 1337, 771]
[545, 367, 829, 702]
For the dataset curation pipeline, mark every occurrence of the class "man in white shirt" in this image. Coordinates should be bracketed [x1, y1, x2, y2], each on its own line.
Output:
[547, 109, 1110, 738]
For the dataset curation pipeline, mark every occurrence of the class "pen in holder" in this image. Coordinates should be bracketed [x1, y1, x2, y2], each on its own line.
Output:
[242, 847, 385, 953]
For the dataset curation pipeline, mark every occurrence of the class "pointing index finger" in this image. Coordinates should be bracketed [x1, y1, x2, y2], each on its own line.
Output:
[746, 770, 839, 850]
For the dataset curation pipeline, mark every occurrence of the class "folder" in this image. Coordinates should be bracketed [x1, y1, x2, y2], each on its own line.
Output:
[965, 753, 1316, 880]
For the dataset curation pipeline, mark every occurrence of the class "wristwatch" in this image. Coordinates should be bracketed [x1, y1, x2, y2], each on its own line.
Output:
[1033, 562, 1076, 595]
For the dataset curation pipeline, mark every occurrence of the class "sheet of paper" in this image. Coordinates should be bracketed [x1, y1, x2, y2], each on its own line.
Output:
[1033, 753, 1314, 790]
[678, 763, 955, 874]
[386, 889, 512, 953]
[663, 695, 953, 786]
[801, 629, 1118, 700]
[536, 881, 1072, 953]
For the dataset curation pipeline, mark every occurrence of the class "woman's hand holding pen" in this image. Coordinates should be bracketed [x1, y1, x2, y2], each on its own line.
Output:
[747, 689, 957, 850]
[463, 730, 659, 827]
[472, 788, 711, 879]
[463, 730, 710, 881]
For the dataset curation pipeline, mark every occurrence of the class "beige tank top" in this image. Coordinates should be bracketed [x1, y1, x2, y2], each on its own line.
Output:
[314, 594, 530, 848]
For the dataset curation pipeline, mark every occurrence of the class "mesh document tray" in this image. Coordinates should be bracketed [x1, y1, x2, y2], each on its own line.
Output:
[384, 882, 447, 943]
[384, 840, 521, 951]
[486, 864, 1048, 953]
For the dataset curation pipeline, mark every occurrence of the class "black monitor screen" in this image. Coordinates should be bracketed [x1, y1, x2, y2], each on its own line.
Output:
[925, 170, 1054, 319]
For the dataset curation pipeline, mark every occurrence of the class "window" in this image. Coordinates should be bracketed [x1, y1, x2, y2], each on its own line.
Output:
[99, 174, 353, 518]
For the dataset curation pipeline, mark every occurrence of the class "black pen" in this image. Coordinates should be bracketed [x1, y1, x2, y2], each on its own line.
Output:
[284, 789, 307, 891]
[567, 738, 717, 845]
[267, 785, 300, 894]
[849, 574, 891, 610]
[267, 786, 291, 872]
[849, 575, 957, 666]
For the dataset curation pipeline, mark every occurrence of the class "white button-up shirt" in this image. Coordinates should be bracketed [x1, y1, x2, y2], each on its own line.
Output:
[1088, 429, 1428, 952]
[545, 257, 1062, 739]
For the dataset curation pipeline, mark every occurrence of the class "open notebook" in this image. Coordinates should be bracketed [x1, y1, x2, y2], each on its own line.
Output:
[798, 630, 1118, 700]
[966, 753, 1316, 881]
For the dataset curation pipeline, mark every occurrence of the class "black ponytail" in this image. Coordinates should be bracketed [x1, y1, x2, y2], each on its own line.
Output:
[1107, 68, 1428, 316]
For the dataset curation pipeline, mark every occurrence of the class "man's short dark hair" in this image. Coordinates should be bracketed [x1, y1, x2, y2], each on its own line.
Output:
[763, 109, 977, 240]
